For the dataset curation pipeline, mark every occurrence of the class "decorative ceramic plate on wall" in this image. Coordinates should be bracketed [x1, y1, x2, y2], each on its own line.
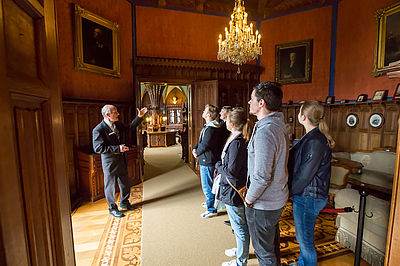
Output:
[369, 113, 384, 128]
[346, 113, 358, 127]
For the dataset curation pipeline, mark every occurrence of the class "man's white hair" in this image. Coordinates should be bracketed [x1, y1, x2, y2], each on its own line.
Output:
[101, 105, 112, 118]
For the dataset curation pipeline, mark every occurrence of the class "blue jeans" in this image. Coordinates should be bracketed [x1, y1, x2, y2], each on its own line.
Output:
[226, 205, 250, 266]
[293, 195, 328, 266]
[199, 165, 216, 213]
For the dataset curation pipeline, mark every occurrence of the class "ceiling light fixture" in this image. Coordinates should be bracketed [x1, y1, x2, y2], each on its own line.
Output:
[217, 0, 262, 73]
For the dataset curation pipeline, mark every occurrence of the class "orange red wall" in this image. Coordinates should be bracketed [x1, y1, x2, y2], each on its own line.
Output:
[259, 6, 332, 103]
[258, 0, 399, 103]
[57, 0, 133, 102]
[136, 6, 230, 62]
[335, 0, 399, 100]
[56, 0, 400, 103]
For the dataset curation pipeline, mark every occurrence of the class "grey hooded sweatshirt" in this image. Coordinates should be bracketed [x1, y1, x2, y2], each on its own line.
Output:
[246, 111, 289, 210]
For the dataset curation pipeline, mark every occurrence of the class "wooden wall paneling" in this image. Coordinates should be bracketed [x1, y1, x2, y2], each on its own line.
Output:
[294, 106, 304, 139]
[280, 102, 399, 152]
[77, 105, 90, 148]
[383, 102, 400, 148]
[1, 0, 75, 264]
[288, 107, 296, 140]
[357, 103, 371, 151]
[13, 98, 55, 265]
[346, 104, 360, 152]
[88, 105, 101, 145]
[0, 224, 5, 265]
[63, 103, 79, 202]
[369, 103, 386, 150]
[0, 1, 31, 263]
[338, 106, 349, 151]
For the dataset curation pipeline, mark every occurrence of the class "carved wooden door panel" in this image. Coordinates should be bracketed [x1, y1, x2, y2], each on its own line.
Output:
[0, 0, 74, 265]
[189, 80, 218, 168]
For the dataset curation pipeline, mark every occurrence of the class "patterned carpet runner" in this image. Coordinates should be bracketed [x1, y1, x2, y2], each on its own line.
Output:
[279, 202, 351, 265]
[91, 185, 349, 265]
[92, 184, 143, 266]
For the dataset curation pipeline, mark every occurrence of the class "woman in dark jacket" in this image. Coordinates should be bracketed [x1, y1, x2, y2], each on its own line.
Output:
[288, 100, 335, 266]
[216, 107, 253, 266]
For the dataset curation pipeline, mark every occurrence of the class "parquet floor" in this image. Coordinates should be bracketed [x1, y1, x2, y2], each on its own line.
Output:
[72, 197, 110, 266]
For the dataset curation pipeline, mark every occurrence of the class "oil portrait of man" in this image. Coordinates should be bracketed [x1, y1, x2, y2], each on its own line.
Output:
[275, 39, 312, 84]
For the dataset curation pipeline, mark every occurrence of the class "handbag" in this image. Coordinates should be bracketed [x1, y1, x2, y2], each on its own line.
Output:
[225, 177, 252, 207]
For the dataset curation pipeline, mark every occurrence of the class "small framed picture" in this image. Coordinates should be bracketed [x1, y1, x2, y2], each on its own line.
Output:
[326, 96, 335, 104]
[340, 99, 348, 104]
[369, 113, 384, 128]
[372, 90, 388, 101]
[357, 94, 368, 102]
[346, 113, 358, 128]
[394, 83, 400, 100]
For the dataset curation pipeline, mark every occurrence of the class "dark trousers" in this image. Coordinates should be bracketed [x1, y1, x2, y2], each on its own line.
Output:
[104, 173, 131, 208]
[245, 206, 283, 266]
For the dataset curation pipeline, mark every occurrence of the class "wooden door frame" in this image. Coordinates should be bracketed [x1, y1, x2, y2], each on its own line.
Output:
[0, 0, 75, 264]
[385, 118, 400, 265]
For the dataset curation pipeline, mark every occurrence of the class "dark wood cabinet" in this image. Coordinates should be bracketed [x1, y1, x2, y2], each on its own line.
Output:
[147, 131, 176, 147]
[77, 147, 142, 202]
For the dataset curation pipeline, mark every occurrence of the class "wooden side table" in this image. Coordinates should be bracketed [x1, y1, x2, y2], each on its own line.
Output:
[77, 147, 142, 202]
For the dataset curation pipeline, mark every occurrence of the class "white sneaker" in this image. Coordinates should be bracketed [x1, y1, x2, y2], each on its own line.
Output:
[222, 259, 237, 266]
[224, 248, 237, 257]
[200, 210, 217, 218]
[201, 202, 207, 208]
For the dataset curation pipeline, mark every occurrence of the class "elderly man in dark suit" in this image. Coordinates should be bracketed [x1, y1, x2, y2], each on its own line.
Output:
[93, 105, 148, 218]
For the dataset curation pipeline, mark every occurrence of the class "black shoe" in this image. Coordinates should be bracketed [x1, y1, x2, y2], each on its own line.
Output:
[224, 220, 231, 226]
[119, 202, 136, 211]
[109, 205, 125, 218]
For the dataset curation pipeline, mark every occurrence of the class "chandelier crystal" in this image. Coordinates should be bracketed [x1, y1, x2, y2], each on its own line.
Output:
[217, 0, 262, 73]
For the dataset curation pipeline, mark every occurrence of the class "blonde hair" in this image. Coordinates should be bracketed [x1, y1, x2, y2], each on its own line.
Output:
[205, 104, 219, 120]
[227, 107, 255, 142]
[300, 100, 335, 149]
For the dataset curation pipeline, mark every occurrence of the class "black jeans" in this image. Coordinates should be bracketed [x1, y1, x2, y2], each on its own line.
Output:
[245, 206, 283, 266]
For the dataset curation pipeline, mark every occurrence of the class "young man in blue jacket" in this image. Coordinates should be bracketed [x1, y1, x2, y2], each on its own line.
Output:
[193, 104, 221, 218]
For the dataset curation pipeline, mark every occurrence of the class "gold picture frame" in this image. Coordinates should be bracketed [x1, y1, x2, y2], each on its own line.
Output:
[275, 39, 313, 85]
[373, 2, 400, 76]
[74, 5, 120, 77]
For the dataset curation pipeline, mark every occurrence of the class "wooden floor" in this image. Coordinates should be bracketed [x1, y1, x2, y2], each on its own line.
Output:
[72, 198, 109, 266]
[72, 194, 370, 266]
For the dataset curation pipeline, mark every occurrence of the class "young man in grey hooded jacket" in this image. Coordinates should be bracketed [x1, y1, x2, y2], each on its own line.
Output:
[245, 82, 289, 266]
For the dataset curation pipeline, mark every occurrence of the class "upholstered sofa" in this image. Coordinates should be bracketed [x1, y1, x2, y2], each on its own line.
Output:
[332, 150, 396, 266]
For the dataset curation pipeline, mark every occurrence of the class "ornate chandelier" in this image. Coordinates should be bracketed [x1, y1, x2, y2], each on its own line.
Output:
[217, 0, 262, 73]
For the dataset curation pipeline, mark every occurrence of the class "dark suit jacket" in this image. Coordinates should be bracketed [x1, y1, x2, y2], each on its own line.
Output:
[92, 117, 142, 176]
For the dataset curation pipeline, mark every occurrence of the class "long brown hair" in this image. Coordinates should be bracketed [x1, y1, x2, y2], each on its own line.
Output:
[300, 100, 335, 149]
[227, 107, 255, 142]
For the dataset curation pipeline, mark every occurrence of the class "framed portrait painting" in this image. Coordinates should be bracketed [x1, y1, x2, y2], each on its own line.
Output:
[374, 2, 400, 75]
[372, 90, 388, 101]
[357, 94, 368, 102]
[74, 5, 120, 77]
[275, 39, 313, 85]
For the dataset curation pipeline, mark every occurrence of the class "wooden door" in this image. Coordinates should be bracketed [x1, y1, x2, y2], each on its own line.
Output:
[0, 0, 74, 265]
[385, 117, 400, 265]
[189, 80, 218, 168]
